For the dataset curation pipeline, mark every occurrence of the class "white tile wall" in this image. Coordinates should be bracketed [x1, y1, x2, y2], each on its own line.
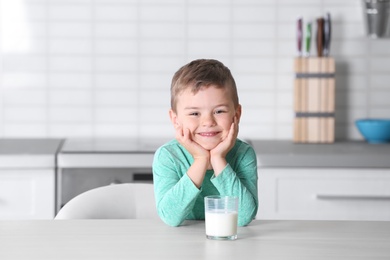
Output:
[0, 0, 389, 140]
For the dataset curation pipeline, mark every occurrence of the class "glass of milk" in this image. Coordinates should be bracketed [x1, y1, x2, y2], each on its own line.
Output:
[204, 195, 239, 240]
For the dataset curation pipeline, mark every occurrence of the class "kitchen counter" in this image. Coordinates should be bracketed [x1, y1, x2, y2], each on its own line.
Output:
[1, 138, 387, 168]
[0, 219, 389, 260]
[60, 138, 169, 153]
[58, 138, 390, 168]
[58, 138, 169, 168]
[252, 140, 390, 221]
[56, 138, 169, 211]
[0, 139, 64, 168]
[250, 140, 390, 168]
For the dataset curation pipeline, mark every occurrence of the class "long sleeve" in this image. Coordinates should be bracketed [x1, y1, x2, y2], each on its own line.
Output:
[152, 139, 258, 227]
[210, 147, 258, 226]
[152, 141, 201, 226]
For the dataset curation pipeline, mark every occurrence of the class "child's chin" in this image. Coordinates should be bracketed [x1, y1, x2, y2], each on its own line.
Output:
[200, 142, 219, 151]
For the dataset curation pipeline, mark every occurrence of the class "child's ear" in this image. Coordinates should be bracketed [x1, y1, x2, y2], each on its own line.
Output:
[169, 109, 179, 126]
[234, 104, 242, 123]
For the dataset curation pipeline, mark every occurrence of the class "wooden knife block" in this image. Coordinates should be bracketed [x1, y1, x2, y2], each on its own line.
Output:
[293, 57, 335, 143]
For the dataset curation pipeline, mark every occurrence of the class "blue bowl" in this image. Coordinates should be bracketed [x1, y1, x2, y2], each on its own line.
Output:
[355, 119, 390, 144]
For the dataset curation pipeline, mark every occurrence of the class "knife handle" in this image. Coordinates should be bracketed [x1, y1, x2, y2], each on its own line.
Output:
[305, 22, 312, 57]
[323, 13, 331, 56]
[316, 18, 324, 57]
[297, 18, 303, 56]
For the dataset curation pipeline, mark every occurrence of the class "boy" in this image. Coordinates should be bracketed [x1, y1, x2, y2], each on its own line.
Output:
[153, 59, 258, 227]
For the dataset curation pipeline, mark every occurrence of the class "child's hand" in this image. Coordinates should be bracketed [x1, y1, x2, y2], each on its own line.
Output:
[209, 117, 238, 175]
[175, 124, 210, 161]
[175, 124, 210, 188]
[211, 116, 238, 158]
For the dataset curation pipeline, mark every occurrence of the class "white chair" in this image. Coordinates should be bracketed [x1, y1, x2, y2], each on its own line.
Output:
[55, 183, 158, 219]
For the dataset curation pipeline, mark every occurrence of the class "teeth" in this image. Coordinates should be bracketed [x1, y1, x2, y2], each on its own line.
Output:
[200, 132, 217, 136]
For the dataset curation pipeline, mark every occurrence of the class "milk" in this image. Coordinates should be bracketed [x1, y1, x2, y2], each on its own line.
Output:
[205, 211, 238, 237]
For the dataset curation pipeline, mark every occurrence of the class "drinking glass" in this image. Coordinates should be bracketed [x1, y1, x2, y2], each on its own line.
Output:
[204, 195, 239, 240]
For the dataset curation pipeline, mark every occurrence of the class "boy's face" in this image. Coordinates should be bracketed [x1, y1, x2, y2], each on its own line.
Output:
[170, 85, 241, 151]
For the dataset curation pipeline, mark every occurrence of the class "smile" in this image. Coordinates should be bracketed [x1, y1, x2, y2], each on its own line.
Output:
[198, 132, 220, 137]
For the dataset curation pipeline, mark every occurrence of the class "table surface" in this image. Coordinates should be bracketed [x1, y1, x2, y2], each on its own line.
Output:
[0, 219, 389, 260]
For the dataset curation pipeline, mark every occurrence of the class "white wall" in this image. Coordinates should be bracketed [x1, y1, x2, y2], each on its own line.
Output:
[0, 0, 389, 140]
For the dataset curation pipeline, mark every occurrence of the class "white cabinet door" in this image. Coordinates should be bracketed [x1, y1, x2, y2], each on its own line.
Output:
[0, 169, 55, 219]
[256, 168, 390, 221]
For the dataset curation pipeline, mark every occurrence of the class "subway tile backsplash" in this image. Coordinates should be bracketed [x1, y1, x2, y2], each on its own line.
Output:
[0, 0, 389, 140]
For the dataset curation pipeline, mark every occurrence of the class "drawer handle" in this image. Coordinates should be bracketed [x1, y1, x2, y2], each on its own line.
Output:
[316, 194, 390, 201]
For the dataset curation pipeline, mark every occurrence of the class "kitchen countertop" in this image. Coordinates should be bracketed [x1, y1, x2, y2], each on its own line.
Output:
[0, 139, 64, 168]
[251, 140, 390, 168]
[60, 138, 169, 153]
[0, 219, 389, 260]
[1, 138, 389, 169]
[57, 138, 169, 168]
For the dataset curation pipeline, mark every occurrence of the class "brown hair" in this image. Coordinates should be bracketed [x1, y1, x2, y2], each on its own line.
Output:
[170, 59, 238, 112]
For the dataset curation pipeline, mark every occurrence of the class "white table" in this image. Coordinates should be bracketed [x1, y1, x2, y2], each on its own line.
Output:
[0, 219, 389, 260]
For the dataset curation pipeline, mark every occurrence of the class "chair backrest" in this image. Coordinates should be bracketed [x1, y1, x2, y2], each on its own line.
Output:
[55, 183, 158, 219]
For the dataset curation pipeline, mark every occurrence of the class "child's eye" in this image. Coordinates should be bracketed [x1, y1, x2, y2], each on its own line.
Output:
[189, 112, 199, 116]
[215, 110, 226, 114]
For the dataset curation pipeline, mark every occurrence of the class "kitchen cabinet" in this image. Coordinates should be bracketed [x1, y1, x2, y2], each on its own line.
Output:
[251, 140, 390, 221]
[0, 169, 55, 219]
[257, 168, 390, 220]
[0, 139, 63, 219]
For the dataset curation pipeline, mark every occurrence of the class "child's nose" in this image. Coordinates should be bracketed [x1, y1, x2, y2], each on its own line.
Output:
[202, 114, 216, 126]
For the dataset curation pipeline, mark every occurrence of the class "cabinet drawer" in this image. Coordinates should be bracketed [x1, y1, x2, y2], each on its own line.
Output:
[257, 168, 390, 221]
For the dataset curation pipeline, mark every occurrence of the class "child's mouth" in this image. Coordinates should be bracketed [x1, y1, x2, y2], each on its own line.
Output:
[198, 132, 219, 137]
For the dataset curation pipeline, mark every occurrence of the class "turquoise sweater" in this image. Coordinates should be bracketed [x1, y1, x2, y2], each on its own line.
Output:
[152, 139, 258, 227]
